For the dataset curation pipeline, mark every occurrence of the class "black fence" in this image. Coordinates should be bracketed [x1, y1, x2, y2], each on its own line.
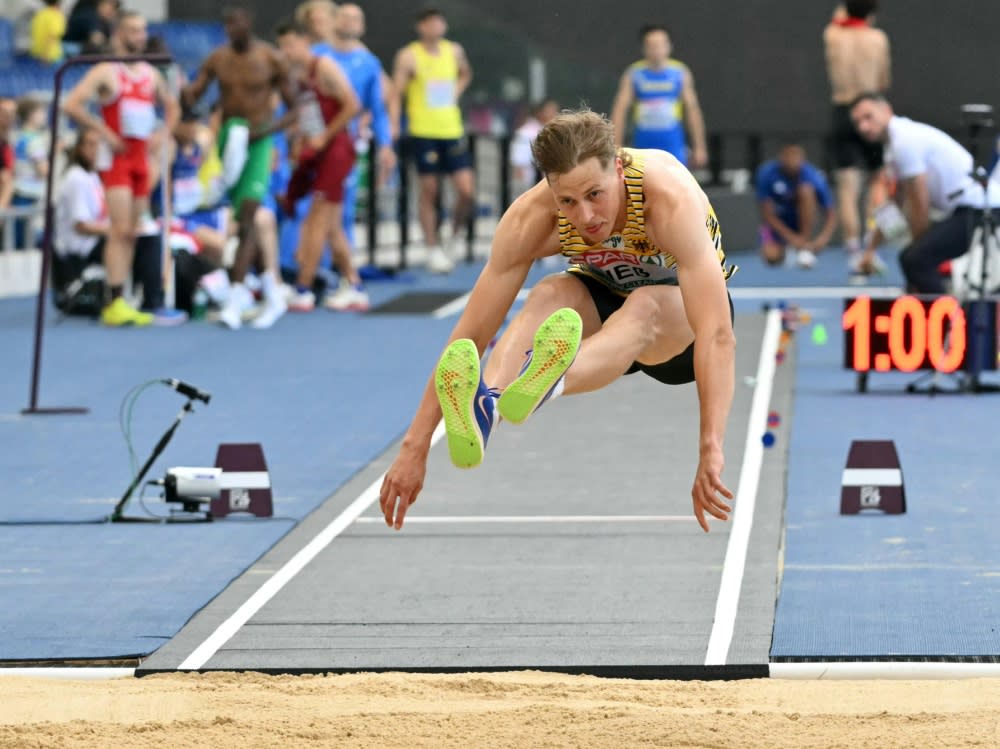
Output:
[361, 130, 827, 270]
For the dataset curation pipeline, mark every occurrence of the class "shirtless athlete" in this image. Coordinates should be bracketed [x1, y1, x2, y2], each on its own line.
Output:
[181, 5, 298, 329]
[824, 0, 891, 267]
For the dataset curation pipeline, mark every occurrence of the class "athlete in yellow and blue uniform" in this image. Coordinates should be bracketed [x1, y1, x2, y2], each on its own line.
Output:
[612, 25, 708, 168]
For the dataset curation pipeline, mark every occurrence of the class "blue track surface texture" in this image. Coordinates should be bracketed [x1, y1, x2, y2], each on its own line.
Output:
[0, 265, 490, 660]
[771, 294, 1000, 658]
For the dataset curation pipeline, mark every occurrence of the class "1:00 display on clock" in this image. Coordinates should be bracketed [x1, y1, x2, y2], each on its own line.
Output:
[842, 296, 967, 372]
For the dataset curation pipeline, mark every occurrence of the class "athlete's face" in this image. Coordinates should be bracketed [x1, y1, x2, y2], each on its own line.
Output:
[851, 99, 892, 143]
[174, 119, 198, 145]
[307, 5, 335, 43]
[417, 14, 446, 42]
[76, 130, 102, 171]
[96, 0, 117, 20]
[277, 32, 309, 66]
[336, 4, 365, 39]
[118, 16, 148, 54]
[642, 30, 671, 64]
[224, 9, 253, 47]
[778, 145, 805, 177]
[548, 156, 625, 244]
[536, 100, 559, 125]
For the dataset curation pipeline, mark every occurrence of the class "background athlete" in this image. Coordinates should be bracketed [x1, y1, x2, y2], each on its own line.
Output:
[611, 24, 708, 168]
[63, 11, 179, 326]
[380, 110, 736, 533]
[181, 5, 297, 329]
[277, 20, 360, 312]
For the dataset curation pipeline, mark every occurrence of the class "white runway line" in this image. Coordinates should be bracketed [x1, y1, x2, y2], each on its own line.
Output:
[431, 289, 530, 318]
[770, 662, 1000, 680]
[175, 423, 447, 672]
[0, 668, 135, 679]
[355, 514, 696, 524]
[729, 285, 902, 299]
[705, 308, 783, 666]
[431, 292, 472, 319]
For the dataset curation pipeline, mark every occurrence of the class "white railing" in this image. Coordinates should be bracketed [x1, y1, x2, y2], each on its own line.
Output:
[0, 203, 44, 252]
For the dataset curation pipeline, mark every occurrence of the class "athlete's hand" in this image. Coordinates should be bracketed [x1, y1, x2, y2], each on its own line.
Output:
[691, 446, 733, 532]
[691, 145, 708, 169]
[379, 445, 428, 530]
[104, 130, 125, 154]
[377, 144, 398, 186]
[306, 134, 328, 152]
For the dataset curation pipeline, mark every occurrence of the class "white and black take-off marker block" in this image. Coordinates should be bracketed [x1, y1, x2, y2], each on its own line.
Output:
[840, 440, 906, 514]
[211, 443, 273, 518]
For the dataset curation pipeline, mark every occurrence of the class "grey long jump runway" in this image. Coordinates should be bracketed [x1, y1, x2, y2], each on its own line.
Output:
[138, 312, 789, 679]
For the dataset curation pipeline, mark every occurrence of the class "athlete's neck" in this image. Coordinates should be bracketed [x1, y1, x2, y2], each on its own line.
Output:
[420, 38, 443, 53]
[645, 58, 668, 70]
[230, 37, 253, 53]
[333, 36, 362, 51]
[834, 16, 869, 28]
[612, 177, 628, 235]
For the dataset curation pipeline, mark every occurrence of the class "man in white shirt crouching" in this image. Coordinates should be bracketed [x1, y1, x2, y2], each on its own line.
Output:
[851, 92, 1000, 293]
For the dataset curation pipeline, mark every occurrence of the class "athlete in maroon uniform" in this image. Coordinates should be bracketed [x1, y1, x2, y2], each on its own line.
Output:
[276, 20, 359, 312]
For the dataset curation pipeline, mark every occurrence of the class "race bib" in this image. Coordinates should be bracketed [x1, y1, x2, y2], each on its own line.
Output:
[568, 248, 678, 292]
[426, 79, 456, 109]
[172, 175, 204, 216]
[120, 97, 156, 139]
[298, 92, 325, 137]
[636, 98, 678, 130]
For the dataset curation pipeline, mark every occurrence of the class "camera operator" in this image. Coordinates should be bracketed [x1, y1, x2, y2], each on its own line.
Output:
[851, 92, 1000, 294]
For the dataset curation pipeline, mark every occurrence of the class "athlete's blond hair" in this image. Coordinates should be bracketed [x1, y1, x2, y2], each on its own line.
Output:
[531, 109, 632, 177]
[294, 0, 338, 33]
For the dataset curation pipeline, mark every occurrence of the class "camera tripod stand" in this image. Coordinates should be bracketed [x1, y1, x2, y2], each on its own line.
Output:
[109, 395, 211, 523]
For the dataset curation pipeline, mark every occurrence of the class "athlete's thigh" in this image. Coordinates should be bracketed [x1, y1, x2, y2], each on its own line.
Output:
[104, 186, 134, 229]
[519, 272, 603, 338]
[616, 283, 694, 365]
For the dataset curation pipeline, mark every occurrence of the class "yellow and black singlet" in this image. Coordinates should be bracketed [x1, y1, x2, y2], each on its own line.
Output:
[559, 149, 737, 294]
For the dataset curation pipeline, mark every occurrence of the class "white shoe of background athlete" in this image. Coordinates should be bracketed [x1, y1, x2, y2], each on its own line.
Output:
[219, 282, 254, 330]
[287, 289, 316, 312]
[796, 249, 817, 269]
[426, 245, 455, 274]
[251, 294, 288, 329]
[324, 281, 370, 312]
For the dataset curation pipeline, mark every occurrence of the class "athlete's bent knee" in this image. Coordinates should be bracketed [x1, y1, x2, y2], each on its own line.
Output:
[616, 290, 666, 341]
[524, 274, 587, 310]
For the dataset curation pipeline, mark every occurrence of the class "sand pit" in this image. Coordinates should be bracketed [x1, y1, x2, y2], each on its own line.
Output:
[2, 671, 1000, 748]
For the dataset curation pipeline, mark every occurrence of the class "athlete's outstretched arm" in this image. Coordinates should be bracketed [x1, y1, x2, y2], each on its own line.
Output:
[681, 67, 707, 169]
[181, 51, 216, 111]
[311, 56, 360, 149]
[379, 195, 554, 530]
[648, 177, 736, 532]
[63, 65, 121, 150]
[453, 42, 473, 99]
[153, 67, 180, 138]
[390, 47, 414, 139]
[610, 69, 634, 146]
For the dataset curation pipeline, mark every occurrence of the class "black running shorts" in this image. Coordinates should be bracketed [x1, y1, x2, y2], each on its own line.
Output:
[570, 272, 735, 386]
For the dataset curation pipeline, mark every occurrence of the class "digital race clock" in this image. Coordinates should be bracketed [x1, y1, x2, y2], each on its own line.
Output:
[842, 295, 998, 373]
